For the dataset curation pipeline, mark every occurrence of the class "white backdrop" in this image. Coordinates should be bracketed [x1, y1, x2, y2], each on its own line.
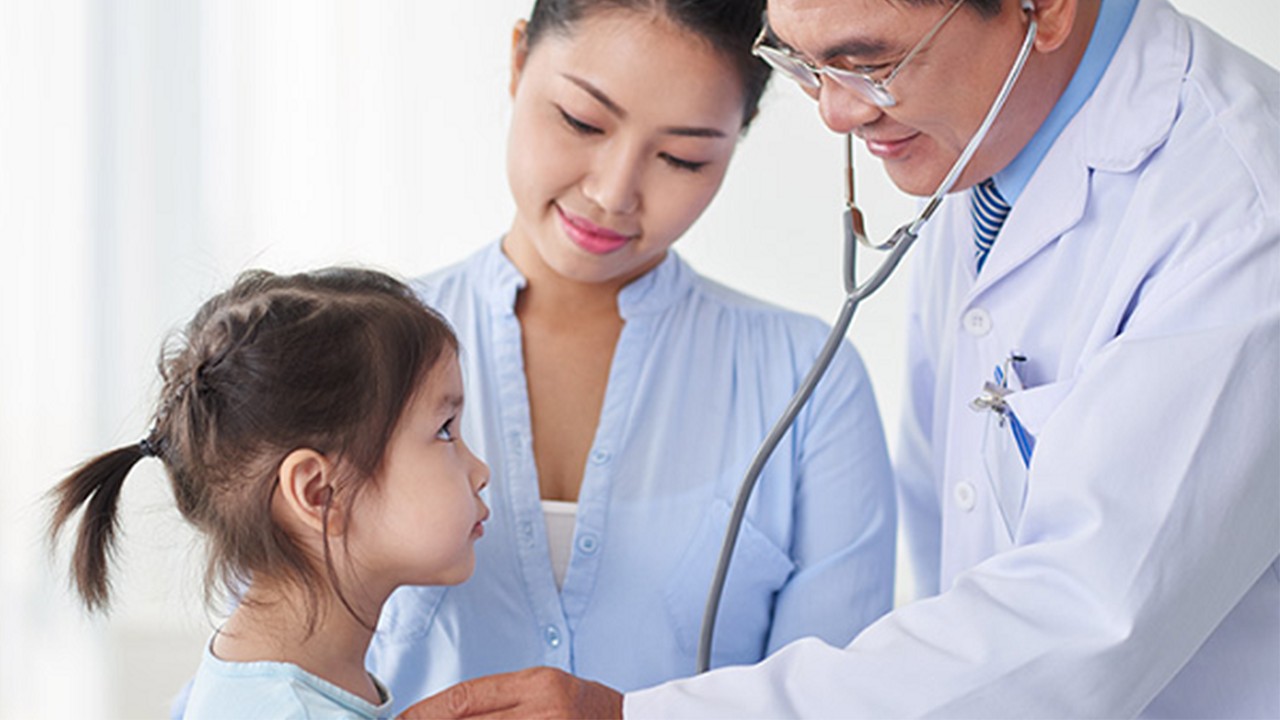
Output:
[1, 1, 1275, 717]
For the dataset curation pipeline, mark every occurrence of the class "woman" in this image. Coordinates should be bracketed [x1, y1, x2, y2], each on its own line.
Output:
[368, 0, 895, 710]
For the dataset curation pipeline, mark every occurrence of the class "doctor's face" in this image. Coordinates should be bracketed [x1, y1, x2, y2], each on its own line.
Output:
[503, 9, 745, 290]
[766, 0, 1041, 195]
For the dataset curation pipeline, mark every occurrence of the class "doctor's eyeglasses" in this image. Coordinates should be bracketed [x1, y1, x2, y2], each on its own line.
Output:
[751, 0, 966, 108]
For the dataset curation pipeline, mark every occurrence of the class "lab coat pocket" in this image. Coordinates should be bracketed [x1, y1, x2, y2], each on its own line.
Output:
[980, 409, 1031, 543]
[663, 498, 795, 668]
[983, 377, 1076, 542]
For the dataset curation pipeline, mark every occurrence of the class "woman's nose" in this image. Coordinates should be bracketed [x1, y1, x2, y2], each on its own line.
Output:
[583, 140, 642, 216]
[818, 79, 884, 135]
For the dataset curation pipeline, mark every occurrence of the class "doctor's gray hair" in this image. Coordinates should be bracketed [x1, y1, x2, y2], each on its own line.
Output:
[523, 0, 771, 128]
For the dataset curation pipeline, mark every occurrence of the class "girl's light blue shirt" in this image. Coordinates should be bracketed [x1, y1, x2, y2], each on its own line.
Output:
[368, 241, 896, 714]
[185, 635, 394, 719]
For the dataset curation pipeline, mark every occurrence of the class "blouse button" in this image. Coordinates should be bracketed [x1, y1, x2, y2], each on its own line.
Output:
[954, 481, 977, 512]
[577, 534, 599, 554]
[590, 449, 612, 465]
[544, 625, 562, 648]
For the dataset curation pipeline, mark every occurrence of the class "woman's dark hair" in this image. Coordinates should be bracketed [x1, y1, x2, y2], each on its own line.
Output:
[524, 0, 772, 128]
[48, 267, 457, 629]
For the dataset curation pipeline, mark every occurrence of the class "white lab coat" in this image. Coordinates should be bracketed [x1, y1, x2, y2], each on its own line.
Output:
[626, 1, 1279, 717]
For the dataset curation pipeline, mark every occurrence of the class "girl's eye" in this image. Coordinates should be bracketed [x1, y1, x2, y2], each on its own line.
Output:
[436, 417, 457, 442]
[660, 152, 707, 173]
[558, 107, 603, 136]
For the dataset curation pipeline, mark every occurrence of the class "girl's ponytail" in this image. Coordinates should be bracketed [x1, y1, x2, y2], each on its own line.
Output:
[48, 439, 156, 611]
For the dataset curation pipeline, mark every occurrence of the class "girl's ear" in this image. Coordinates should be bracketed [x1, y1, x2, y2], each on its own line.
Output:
[275, 449, 340, 536]
[510, 19, 531, 99]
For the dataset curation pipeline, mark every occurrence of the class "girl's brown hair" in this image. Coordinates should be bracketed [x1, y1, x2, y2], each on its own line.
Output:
[48, 267, 457, 626]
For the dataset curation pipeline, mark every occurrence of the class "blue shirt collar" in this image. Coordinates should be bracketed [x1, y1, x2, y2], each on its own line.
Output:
[480, 240, 691, 320]
[993, 0, 1138, 203]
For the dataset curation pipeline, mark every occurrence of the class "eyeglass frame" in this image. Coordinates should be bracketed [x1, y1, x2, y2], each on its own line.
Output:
[751, 0, 967, 108]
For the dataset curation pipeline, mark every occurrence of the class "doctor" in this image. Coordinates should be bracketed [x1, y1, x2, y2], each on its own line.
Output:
[404, 0, 1280, 716]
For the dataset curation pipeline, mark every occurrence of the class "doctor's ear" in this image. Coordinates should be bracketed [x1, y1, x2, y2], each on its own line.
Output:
[1027, 0, 1080, 54]
[510, 19, 531, 98]
[274, 448, 344, 536]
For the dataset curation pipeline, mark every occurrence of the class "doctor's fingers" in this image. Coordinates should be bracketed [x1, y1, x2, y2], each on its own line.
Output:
[400, 667, 624, 720]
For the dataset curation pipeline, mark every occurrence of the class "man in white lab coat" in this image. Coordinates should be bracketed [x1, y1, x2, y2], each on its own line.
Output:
[405, 0, 1279, 716]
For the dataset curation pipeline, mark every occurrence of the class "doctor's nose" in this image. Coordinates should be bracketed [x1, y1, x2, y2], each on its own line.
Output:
[818, 79, 883, 135]
[583, 142, 642, 216]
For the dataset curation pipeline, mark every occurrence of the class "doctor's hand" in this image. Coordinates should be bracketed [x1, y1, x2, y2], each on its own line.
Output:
[400, 666, 624, 719]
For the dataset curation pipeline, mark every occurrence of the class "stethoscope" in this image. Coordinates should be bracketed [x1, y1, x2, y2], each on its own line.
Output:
[697, 0, 1040, 674]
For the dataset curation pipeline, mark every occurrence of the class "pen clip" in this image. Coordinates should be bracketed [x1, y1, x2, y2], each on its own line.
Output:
[970, 353, 1028, 417]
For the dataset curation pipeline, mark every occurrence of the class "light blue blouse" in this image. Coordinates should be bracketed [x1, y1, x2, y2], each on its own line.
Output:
[367, 241, 895, 713]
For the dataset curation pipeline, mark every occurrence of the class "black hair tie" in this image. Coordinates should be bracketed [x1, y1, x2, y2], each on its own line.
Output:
[138, 437, 160, 458]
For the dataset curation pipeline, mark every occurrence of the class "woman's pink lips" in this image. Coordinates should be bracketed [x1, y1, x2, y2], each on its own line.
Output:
[556, 205, 634, 255]
[864, 132, 920, 159]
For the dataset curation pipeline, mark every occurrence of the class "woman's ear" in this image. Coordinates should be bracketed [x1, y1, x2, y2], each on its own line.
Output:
[275, 448, 339, 536]
[510, 19, 531, 99]
[1029, 0, 1080, 54]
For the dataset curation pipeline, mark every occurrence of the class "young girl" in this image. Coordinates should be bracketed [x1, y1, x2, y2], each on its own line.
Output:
[367, 0, 897, 710]
[49, 268, 489, 719]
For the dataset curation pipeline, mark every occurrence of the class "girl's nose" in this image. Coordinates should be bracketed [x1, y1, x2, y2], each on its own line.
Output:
[464, 442, 490, 493]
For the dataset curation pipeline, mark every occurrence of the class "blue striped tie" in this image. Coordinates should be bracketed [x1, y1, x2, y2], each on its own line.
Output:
[971, 178, 1011, 273]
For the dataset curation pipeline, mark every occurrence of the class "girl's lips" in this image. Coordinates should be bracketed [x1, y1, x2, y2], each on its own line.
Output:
[556, 205, 634, 255]
[864, 132, 920, 160]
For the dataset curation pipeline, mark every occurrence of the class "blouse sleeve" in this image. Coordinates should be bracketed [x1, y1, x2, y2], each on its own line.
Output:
[764, 335, 897, 654]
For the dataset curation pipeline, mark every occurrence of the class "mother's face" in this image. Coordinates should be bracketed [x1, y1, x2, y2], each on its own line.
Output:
[503, 10, 747, 290]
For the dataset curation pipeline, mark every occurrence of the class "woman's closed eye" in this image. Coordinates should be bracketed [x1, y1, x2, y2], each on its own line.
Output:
[659, 152, 707, 173]
[558, 107, 603, 136]
[557, 104, 707, 172]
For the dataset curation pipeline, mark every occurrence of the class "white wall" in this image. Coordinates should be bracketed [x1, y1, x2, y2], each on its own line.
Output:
[1, 1, 1275, 717]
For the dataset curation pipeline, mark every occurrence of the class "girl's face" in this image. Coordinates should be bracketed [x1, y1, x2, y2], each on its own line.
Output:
[503, 9, 747, 291]
[348, 351, 489, 593]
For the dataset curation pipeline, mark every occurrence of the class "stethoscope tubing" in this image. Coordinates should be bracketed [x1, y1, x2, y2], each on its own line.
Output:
[696, 3, 1038, 674]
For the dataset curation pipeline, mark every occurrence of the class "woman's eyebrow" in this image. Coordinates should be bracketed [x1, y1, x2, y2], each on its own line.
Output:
[563, 74, 627, 118]
[561, 73, 727, 139]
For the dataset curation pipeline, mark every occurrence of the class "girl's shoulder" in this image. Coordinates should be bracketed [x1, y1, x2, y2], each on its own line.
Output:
[184, 640, 394, 720]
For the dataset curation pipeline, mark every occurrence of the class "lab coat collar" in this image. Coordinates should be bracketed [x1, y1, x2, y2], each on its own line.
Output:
[1078, 0, 1186, 174]
[474, 239, 691, 320]
[970, 0, 1186, 295]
